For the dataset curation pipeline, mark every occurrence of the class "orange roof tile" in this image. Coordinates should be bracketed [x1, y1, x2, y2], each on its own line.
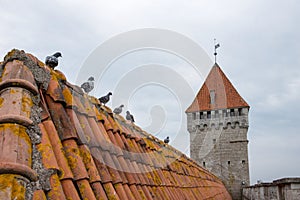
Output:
[0, 49, 232, 200]
[186, 63, 249, 112]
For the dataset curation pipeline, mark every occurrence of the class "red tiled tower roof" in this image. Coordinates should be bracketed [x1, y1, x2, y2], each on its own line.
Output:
[0, 49, 232, 200]
[186, 63, 249, 113]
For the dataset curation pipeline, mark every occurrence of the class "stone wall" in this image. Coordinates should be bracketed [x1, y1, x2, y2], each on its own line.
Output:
[242, 178, 300, 200]
[188, 107, 250, 200]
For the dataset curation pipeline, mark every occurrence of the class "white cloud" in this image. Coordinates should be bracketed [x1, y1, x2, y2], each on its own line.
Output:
[0, 0, 299, 185]
[249, 131, 300, 183]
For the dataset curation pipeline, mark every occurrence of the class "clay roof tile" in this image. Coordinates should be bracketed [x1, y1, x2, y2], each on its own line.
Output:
[42, 120, 74, 180]
[186, 64, 249, 112]
[47, 173, 67, 200]
[0, 60, 38, 94]
[37, 123, 60, 171]
[62, 139, 89, 181]
[45, 95, 77, 141]
[90, 182, 109, 200]
[0, 49, 232, 200]
[32, 189, 47, 200]
[60, 179, 81, 200]
[76, 179, 97, 200]
[103, 182, 121, 200]
[78, 144, 101, 183]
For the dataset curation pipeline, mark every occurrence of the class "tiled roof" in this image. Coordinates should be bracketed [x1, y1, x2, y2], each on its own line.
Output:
[0, 49, 232, 200]
[186, 63, 249, 112]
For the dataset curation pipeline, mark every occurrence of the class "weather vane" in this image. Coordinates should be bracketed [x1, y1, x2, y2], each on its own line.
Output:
[214, 39, 220, 63]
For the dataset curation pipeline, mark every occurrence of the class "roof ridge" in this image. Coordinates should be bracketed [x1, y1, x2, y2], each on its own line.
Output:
[0, 49, 53, 199]
[0, 49, 232, 200]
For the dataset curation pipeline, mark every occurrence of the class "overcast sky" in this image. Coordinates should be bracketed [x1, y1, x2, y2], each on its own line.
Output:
[1, 0, 299, 185]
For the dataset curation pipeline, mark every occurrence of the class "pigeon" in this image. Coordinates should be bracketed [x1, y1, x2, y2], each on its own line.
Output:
[113, 104, 124, 115]
[164, 136, 170, 144]
[45, 52, 62, 69]
[81, 76, 95, 94]
[98, 92, 112, 105]
[126, 111, 135, 123]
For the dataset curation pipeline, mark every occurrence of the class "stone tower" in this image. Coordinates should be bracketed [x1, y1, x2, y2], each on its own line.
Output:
[186, 63, 250, 200]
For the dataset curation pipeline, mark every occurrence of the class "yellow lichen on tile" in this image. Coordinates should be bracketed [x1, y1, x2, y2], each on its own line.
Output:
[47, 174, 64, 199]
[0, 124, 32, 165]
[62, 87, 74, 107]
[78, 183, 89, 200]
[138, 189, 146, 200]
[152, 170, 161, 185]
[50, 70, 66, 82]
[79, 147, 92, 166]
[32, 190, 47, 200]
[85, 134, 91, 143]
[10, 88, 16, 94]
[0, 174, 26, 200]
[80, 123, 86, 129]
[4, 49, 19, 60]
[37, 60, 45, 67]
[94, 107, 104, 122]
[1, 124, 30, 144]
[0, 97, 4, 108]
[89, 96, 99, 105]
[64, 146, 79, 170]
[144, 138, 157, 150]
[103, 184, 118, 200]
[21, 94, 33, 118]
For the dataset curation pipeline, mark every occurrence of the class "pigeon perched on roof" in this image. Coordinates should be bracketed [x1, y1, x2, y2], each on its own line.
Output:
[113, 105, 124, 115]
[98, 92, 112, 105]
[126, 111, 135, 123]
[164, 136, 170, 144]
[45, 52, 62, 69]
[81, 76, 95, 94]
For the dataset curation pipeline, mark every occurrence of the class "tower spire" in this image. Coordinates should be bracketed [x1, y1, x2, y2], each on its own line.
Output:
[214, 39, 220, 63]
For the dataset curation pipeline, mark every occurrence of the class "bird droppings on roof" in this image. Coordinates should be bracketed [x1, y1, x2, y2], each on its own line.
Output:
[0, 49, 232, 200]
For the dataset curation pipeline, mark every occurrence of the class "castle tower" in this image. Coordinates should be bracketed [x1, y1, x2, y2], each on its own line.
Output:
[186, 63, 250, 200]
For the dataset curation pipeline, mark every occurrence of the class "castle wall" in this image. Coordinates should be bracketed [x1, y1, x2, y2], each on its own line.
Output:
[242, 178, 300, 200]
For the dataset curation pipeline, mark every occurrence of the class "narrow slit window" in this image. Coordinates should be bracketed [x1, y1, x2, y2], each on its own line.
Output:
[200, 112, 204, 119]
[228, 161, 231, 165]
[215, 110, 219, 118]
[230, 109, 235, 116]
[203, 162, 206, 167]
[223, 110, 227, 117]
[238, 108, 243, 116]
[207, 111, 211, 119]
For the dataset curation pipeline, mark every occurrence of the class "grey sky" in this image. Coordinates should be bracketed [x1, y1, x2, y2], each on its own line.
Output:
[1, 0, 299, 185]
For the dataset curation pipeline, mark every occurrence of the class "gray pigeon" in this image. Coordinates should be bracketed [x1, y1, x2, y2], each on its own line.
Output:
[98, 92, 112, 105]
[126, 111, 135, 123]
[45, 52, 62, 69]
[164, 136, 170, 144]
[113, 105, 124, 114]
[81, 77, 95, 94]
